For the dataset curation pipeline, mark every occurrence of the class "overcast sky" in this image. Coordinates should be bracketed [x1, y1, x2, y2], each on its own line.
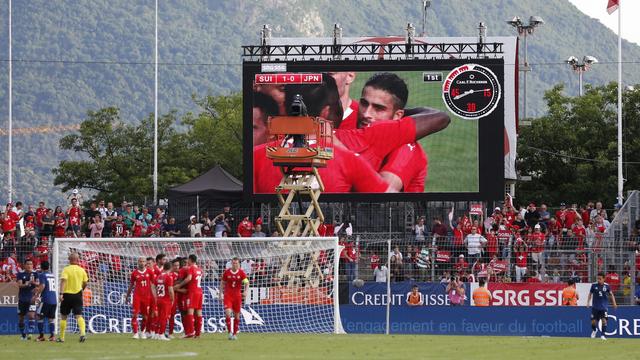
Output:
[568, 0, 640, 45]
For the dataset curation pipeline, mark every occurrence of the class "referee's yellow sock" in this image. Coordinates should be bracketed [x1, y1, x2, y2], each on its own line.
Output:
[59, 320, 67, 341]
[77, 316, 86, 336]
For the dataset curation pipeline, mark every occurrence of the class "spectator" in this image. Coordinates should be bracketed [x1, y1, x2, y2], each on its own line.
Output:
[162, 217, 180, 237]
[605, 266, 620, 293]
[464, 226, 486, 264]
[373, 260, 388, 283]
[538, 204, 550, 224]
[334, 221, 353, 238]
[454, 254, 469, 278]
[635, 278, 640, 305]
[524, 203, 540, 228]
[446, 276, 465, 306]
[35, 201, 47, 238]
[622, 272, 632, 298]
[213, 213, 230, 237]
[40, 209, 54, 239]
[223, 204, 235, 235]
[137, 207, 152, 227]
[472, 279, 492, 306]
[415, 248, 430, 281]
[83, 201, 99, 236]
[514, 238, 528, 282]
[431, 218, 448, 246]
[512, 213, 526, 231]
[188, 215, 203, 237]
[252, 224, 266, 237]
[590, 202, 606, 222]
[414, 217, 426, 244]
[237, 217, 254, 237]
[406, 285, 424, 306]
[122, 204, 136, 230]
[529, 224, 545, 270]
[342, 238, 359, 281]
[89, 215, 104, 238]
[102, 202, 117, 237]
[389, 246, 404, 282]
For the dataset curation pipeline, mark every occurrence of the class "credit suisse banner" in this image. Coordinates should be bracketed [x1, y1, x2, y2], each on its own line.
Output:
[350, 281, 470, 306]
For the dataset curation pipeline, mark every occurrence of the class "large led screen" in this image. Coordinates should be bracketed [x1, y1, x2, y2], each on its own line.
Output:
[243, 59, 504, 201]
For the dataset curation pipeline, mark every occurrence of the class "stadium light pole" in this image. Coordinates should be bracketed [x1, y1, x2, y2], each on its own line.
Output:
[421, 1, 431, 36]
[507, 15, 544, 120]
[566, 56, 598, 96]
[7, 0, 12, 203]
[153, 0, 158, 206]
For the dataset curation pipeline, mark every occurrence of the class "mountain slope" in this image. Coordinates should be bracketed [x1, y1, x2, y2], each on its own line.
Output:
[0, 0, 638, 205]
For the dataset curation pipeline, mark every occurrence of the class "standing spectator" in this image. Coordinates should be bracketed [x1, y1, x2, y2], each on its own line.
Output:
[334, 221, 353, 238]
[89, 215, 104, 238]
[373, 260, 388, 283]
[452, 222, 465, 258]
[555, 203, 567, 224]
[414, 217, 426, 244]
[162, 217, 180, 237]
[188, 216, 203, 237]
[431, 218, 448, 247]
[446, 277, 465, 306]
[213, 214, 230, 237]
[464, 227, 487, 265]
[154, 207, 166, 226]
[538, 204, 550, 225]
[415, 248, 430, 281]
[122, 204, 136, 231]
[252, 224, 266, 237]
[514, 239, 528, 282]
[565, 204, 579, 229]
[223, 204, 235, 236]
[97, 201, 107, 221]
[83, 202, 99, 237]
[389, 246, 404, 282]
[342, 238, 359, 281]
[111, 214, 127, 237]
[524, 203, 541, 228]
[40, 209, 54, 240]
[137, 208, 152, 226]
[102, 202, 117, 237]
[605, 266, 620, 293]
[590, 202, 607, 223]
[572, 219, 587, 250]
[497, 221, 512, 260]
[635, 278, 640, 305]
[529, 224, 546, 270]
[485, 228, 499, 260]
[35, 202, 47, 238]
[237, 217, 254, 237]
[622, 272, 632, 298]
[406, 285, 424, 306]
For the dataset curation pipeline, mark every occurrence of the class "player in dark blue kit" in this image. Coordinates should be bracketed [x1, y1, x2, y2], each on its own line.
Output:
[587, 272, 618, 340]
[16, 259, 38, 340]
[35, 261, 57, 341]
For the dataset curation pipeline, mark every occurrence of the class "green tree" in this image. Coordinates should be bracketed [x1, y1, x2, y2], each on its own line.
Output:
[52, 92, 243, 204]
[516, 83, 640, 207]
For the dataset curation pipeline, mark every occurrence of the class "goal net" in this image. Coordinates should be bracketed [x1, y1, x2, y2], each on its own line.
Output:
[53, 237, 343, 335]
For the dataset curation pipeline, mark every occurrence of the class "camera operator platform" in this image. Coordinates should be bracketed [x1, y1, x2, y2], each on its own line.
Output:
[266, 95, 333, 238]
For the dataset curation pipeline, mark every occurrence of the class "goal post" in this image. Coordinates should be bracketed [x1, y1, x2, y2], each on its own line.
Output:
[53, 237, 344, 335]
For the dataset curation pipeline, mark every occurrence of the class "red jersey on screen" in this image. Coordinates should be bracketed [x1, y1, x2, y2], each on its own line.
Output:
[338, 100, 358, 130]
[253, 143, 388, 193]
[187, 265, 203, 294]
[380, 142, 427, 192]
[155, 273, 174, 304]
[222, 268, 247, 297]
[335, 116, 416, 171]
[130, 269, 153, 299]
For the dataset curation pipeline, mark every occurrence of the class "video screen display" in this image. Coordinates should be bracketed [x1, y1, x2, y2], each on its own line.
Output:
[243, 59, 504, 201]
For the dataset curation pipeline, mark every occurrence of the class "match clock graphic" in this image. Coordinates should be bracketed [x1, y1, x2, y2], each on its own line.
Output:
[442, 64, 501, 120]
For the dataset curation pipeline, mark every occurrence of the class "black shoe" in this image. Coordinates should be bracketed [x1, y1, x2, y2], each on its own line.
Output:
[79, 336, 86, 343]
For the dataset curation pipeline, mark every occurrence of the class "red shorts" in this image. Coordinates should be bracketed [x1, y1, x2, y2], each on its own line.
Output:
[185, 292, 203, 310]
[177, 293, 187, 312]
[224, 293, 242, 313]
[157, 301, 172, 323]
[132, 296, 151, 314]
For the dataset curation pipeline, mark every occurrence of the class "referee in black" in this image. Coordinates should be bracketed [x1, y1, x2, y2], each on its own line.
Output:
[58, 252, 89, 343]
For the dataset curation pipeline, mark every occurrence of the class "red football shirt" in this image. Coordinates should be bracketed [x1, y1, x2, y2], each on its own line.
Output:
[130, 269, 153, 299]
[338, 100, 358, 130]
[68, 207, 82, 226]
[486, 233, 498, 255]
[54, 217, 66, 236]
[111, 221, 127, 237]
[379, 142, 427, 192]
[515, 251, 528, 268]
[335, 116, 416, 171]
[36, 207, 47, 228]
[1, 217, 16, 232]
[222, 268, 247, 297]
[186, 265, 203, 295]
[253, 143, 389, 193]
[529, 233, 546, 253]
[155, 272, 174, 304]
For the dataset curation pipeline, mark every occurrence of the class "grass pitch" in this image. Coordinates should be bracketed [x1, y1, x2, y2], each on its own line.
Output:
[1, 333, 637, 360]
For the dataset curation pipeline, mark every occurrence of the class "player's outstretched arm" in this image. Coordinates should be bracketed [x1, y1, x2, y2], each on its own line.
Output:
[405, 107, 451, 140]
[125, 282, 134, 303]
[610, 293, 618, 309]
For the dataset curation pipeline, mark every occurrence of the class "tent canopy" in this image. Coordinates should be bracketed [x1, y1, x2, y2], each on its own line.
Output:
[167, 165, 243, 200]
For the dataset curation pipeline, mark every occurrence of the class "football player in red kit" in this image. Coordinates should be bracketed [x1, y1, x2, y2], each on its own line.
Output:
[167, 258, 180, 337]
[153, 262, 174, 341]
[176, 254, 204, 338]
[174, 258, 189, 334]
[220, 257, 249, 340]
[125, 257, 155, 339]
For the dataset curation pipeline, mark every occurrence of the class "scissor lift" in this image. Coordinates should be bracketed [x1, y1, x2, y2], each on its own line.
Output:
[266, 115, 334, 285]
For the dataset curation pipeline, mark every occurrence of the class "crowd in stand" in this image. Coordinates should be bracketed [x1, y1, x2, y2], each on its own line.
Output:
[361, 201, 640, 293]
[0, 196, 279, 283]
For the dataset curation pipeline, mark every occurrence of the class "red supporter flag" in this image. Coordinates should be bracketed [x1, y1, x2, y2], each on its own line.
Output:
[607, 0, 619, 14]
